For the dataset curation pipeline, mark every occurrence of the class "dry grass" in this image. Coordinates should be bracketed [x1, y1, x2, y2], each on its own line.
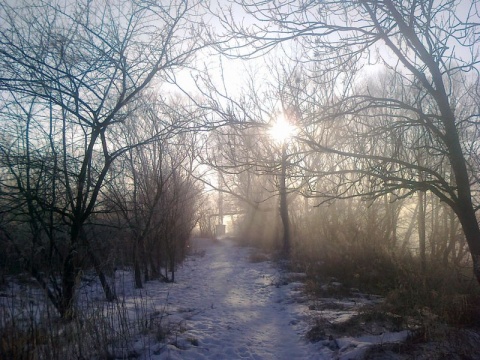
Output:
[0, 279, 173, 360]
[294, 239, 480, 326]
[292, 239, 480, 357]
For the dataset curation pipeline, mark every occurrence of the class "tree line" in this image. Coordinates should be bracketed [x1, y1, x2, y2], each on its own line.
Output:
[1, 0, 480, 320]
[199, 0, 480, 284]
[0, 0, 207, 318]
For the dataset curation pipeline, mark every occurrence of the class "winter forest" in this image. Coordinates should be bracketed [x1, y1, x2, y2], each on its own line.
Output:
[1, 0, 480, 359]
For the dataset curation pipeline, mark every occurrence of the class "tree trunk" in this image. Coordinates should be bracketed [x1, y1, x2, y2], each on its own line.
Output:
[60, 247, 78, 319]
[443, 206, 457, 266]
[400, 202, 418, 256]
[443, 113, 480, 283]
[384, 194, 398, 248]
[279, 143, 290, 257]
[87, 248, 116, 301]
[429, 66, 480, 283]
[133, 238, 143, 289]
[59, 223, 84, 319]
[418, 191, 427, 273]
[455, 205, 480, 283]
[170, 250, 175, 283]
[79, 229, 117, 301]
[429, 195, 437, 258]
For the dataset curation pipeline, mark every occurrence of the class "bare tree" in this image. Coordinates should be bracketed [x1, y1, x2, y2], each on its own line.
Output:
[107, 95, 203, 287]
[0, 0, 206, 318]
[210, 0, 480, 283]
[193, 59, 319, 255]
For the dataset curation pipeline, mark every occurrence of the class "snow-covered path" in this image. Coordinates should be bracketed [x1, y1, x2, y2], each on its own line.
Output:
[136, 237, 320, 359]
[2, 236, 410, 359]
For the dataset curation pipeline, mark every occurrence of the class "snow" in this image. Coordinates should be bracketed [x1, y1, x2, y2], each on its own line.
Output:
[335, 331, 410, 360]
[127, 237, 320, 359]
[0, 237, 413, 359]
[106, 237, 410, 359]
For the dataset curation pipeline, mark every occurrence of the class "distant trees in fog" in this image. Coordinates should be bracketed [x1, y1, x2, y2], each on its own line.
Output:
[200, 0, 480, 281]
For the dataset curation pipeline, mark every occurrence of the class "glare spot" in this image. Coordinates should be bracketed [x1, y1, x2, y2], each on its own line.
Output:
[269, 116, 296, 143]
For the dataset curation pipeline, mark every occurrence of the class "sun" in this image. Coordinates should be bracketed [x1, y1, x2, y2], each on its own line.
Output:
[269, 116, 296, 143]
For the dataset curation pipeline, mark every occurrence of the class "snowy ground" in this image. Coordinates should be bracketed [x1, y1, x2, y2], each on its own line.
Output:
[1, 237, 412, 359]
[109, 237, 409, 359]
[138, 237, 319, 359]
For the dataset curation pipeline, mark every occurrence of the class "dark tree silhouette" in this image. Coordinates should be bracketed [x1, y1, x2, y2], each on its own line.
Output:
[0, 0, 206, 318]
